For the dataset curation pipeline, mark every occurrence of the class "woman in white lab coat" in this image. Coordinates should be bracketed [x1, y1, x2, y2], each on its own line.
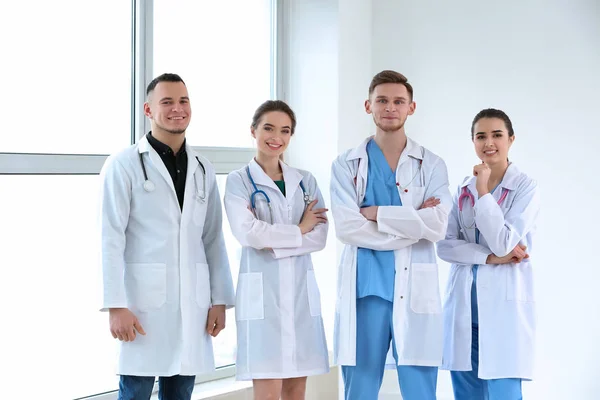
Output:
[224, 100, 329, 400]
[437, 108, 540, 400]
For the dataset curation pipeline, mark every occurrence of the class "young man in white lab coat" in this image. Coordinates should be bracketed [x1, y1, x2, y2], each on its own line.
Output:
[99, 73, 235, 400]
[331, 70, 451, 400]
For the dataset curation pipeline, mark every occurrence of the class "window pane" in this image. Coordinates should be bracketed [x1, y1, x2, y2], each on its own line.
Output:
[0, 2, 132, 154]
[213, 175, 241, 368]
[153, 0, 273, 148]
[0, 174, 240, 399]
[0, 175, 117, 399]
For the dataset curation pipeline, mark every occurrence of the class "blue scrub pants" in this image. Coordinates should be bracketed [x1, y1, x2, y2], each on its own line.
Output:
[451, 325, 522, 400]
[342, 296, 438, 400]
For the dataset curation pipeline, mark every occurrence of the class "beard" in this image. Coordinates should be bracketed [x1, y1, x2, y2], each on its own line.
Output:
[374, 116, 405, 133]
[155, 121, 187, 135]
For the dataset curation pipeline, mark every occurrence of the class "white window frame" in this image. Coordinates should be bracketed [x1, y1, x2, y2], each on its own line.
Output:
[0, 0, 283, 398]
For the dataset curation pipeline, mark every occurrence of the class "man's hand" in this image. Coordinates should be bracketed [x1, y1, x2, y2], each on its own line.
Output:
[360, 206, 379, 221]
[419, 197, 441, 210]
[109, 308, 146, 342]
[206, 305, 226, 337]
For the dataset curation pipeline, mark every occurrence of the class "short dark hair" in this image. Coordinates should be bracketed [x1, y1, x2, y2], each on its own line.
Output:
[146, 73, 186, 97]
[251, 100, 297, 135]
[368, 70, 414, 101]
[471, 108, 515, 138]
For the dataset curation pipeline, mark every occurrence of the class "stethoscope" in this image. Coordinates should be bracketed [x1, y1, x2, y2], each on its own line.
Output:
[246, 165, 311, 224]
[353, 149, 424, 198]
[139, 152, 207, 202]
[458, 185, 509, 229]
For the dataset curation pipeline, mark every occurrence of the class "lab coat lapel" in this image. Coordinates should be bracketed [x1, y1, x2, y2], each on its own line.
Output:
[182, 147, 203, 218]
[396, 138, 423, 208]
[248, 158, 281, 193]
[345, 136, 370, 203]
[138, 136, 178, 202]
[281, 161, 303, 202]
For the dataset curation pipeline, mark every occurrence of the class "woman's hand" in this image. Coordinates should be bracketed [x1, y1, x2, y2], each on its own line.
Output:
[473, 162, 491, 197]
[298, 200, 328, 234]
[486, 244, 529, 264]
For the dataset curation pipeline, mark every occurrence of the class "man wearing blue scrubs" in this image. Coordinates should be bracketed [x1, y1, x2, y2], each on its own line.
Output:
[331, 70, 451, 400]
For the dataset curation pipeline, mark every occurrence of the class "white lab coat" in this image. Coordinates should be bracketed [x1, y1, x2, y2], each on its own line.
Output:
[99, 135, 235, 376]
[331, 136, 452, 367]
[224, 159, 329, 380]
[437, 163, 540, 380]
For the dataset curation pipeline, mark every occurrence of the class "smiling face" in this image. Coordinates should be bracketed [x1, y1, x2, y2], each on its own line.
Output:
[472, 117, 515, 166]
[251, 111, 293, 159]
[144, 81, 191, 135]
[365, 82, 416, 133]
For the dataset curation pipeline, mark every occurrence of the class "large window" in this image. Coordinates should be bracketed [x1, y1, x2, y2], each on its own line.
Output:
[154, 0, 273, 148]
[0, 1, 132, 155]
[0, 1, 276, 399]
[213, 175, 242, 369]
[0, 175, 115, 399]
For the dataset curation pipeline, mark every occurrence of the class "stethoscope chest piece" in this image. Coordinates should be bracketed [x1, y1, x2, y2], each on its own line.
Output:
[143, 180, 155, 192]
[139, 151, 206, 200]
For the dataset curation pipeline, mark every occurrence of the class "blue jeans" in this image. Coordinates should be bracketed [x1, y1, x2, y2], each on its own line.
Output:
[118, 375, 196, 400]
[342, 296, 438, 400]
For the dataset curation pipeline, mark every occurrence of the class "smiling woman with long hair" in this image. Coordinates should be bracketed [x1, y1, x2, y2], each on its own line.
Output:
[224, 100, 329, 400]
[438, 109, 541, 400]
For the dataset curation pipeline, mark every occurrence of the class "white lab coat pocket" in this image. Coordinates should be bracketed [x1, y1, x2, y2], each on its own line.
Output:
[195, 262, 211, 308]
[307, 269, 322, 317]
[236, 272, 265, 321]
[410, 263, 442, 314]
[506, 262, 534, 302]
[125, 263, 167, 311]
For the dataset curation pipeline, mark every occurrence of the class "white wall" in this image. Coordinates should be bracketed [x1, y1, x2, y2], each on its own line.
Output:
[282, 0, 340, 348]
[337, 0, 373, 150]
[287, 0, 600, 399]
[284, 1, 374, 398]
[372, 1, 600, 399]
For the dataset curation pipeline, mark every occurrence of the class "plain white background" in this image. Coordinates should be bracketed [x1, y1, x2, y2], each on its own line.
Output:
[284, 0, 600, 398]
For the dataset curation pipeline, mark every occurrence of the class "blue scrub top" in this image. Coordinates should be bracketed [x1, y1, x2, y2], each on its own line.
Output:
[356, 139, 402, 302]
